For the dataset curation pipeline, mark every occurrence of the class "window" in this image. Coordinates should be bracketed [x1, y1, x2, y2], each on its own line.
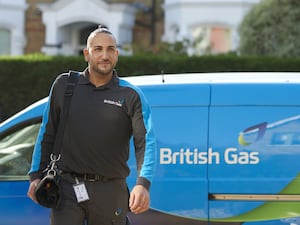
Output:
[0, 122, 41, 178]
[191, 26, 231, 55]
[210, 26, 231, 54]
[0, 29, 11, 55]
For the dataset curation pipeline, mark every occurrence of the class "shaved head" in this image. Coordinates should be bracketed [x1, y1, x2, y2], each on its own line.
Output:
[86, 25, 117, 49]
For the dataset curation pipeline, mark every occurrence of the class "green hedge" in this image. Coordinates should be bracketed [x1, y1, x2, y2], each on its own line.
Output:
[0, 54, 300, 121]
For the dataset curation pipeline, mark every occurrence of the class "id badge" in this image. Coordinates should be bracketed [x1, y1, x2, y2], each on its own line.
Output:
[73, 178, 90, 203]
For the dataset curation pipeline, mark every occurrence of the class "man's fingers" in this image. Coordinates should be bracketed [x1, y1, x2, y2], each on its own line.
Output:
[27, 179, 40, 203]
[129, 185, 150, 214]
[131, 196, 146, 210]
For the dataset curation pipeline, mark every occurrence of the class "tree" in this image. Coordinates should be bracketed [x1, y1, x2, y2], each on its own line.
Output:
[238, 0, 300, 58]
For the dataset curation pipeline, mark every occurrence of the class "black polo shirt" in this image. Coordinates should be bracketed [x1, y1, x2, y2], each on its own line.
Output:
[29, 69, 156, 189]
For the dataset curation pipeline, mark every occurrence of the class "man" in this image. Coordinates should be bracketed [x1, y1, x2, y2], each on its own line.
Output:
[27, 25, 156, 225]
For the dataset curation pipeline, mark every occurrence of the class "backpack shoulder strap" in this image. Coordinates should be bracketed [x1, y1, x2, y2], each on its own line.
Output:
[65, 70, 80, 96]
[52, 70, 80, 156]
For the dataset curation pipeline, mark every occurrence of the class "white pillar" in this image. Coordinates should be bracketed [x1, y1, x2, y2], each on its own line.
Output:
[41, 12, 61, 55]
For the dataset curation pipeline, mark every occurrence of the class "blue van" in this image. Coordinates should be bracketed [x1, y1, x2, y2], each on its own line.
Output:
[1, 72, 300, 225]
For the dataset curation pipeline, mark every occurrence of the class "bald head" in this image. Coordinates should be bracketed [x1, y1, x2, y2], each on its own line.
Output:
[86, 26, 117, 49]
[83, 25, 119, 79]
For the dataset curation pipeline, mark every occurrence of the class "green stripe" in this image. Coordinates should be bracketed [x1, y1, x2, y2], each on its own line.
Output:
[211, 174, 300, 222]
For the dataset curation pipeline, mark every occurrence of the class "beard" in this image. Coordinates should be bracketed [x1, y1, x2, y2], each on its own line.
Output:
[91, 60, 116, 77]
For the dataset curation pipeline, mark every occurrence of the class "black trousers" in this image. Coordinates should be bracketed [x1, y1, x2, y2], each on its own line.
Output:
[50, 174, 129, 225]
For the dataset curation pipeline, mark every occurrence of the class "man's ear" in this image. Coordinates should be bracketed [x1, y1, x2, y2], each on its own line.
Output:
[83, 48, 89, 62]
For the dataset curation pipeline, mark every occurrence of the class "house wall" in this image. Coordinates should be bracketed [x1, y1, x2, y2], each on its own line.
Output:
[0, 0, 28, 55]
[0, 0, 260, 56]
[25, 0, 54, 54]
[163, 0, 260, 55]
[23, 0, 164, 55]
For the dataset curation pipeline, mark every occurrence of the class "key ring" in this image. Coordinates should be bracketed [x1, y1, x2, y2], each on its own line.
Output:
[50, 154, 61, 162]
[47, 154, 61, 176]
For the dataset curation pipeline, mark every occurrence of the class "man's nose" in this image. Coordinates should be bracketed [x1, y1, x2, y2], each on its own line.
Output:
[102, 50, 109, 59]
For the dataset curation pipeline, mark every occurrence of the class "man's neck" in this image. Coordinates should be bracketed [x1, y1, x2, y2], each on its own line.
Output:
[89, 70, 113, 87]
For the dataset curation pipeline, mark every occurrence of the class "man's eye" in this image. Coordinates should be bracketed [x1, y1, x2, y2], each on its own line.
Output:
[109, 48, 116, 52]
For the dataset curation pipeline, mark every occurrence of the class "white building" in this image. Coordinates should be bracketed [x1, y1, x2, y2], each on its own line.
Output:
[0, 0, 261, 56]
[163, 0, 260, 55]
[0, 0, 136, 56]
[38, 0, 136, 55]
[0, 0, 28, 55]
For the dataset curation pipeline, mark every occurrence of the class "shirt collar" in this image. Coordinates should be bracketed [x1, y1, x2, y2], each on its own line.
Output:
[80, 68, 119, 89]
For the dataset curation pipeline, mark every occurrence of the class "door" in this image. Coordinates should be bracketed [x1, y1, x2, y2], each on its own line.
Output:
[208, 83, 300, 225]
[127, 83, 211, 225]
[0, 119, 50, 225]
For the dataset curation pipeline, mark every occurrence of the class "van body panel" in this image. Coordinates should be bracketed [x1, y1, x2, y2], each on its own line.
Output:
[1, 72, 300, 224]
[0, 98, 47, 132]
[211, 83, 300, 106]
[0, 182, 49, 225]
[127, 86, 210, 219]
[208, 106, 300, 222]
[140, 84, 210, 106]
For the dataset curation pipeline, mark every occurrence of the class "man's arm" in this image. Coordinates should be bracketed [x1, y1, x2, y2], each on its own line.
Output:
[130, 88, 156, 213]
[27, 74, 66, 201]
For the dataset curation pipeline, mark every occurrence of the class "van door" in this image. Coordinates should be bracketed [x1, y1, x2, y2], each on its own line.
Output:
[0, 119, 49, 225]
[208, 83, 300, 225]
[127, 83, 211, 225]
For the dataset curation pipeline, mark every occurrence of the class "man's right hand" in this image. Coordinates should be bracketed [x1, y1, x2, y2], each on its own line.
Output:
[27, 179, 40, 203]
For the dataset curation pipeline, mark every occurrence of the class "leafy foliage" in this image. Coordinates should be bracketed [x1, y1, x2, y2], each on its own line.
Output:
[238, 0, 300, 57]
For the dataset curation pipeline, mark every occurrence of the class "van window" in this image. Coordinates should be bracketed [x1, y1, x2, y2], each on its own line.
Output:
[0, 123, 40, 178]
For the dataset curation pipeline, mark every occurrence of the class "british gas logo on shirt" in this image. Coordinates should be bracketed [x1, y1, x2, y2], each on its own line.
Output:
[104, 99, 124, 107]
